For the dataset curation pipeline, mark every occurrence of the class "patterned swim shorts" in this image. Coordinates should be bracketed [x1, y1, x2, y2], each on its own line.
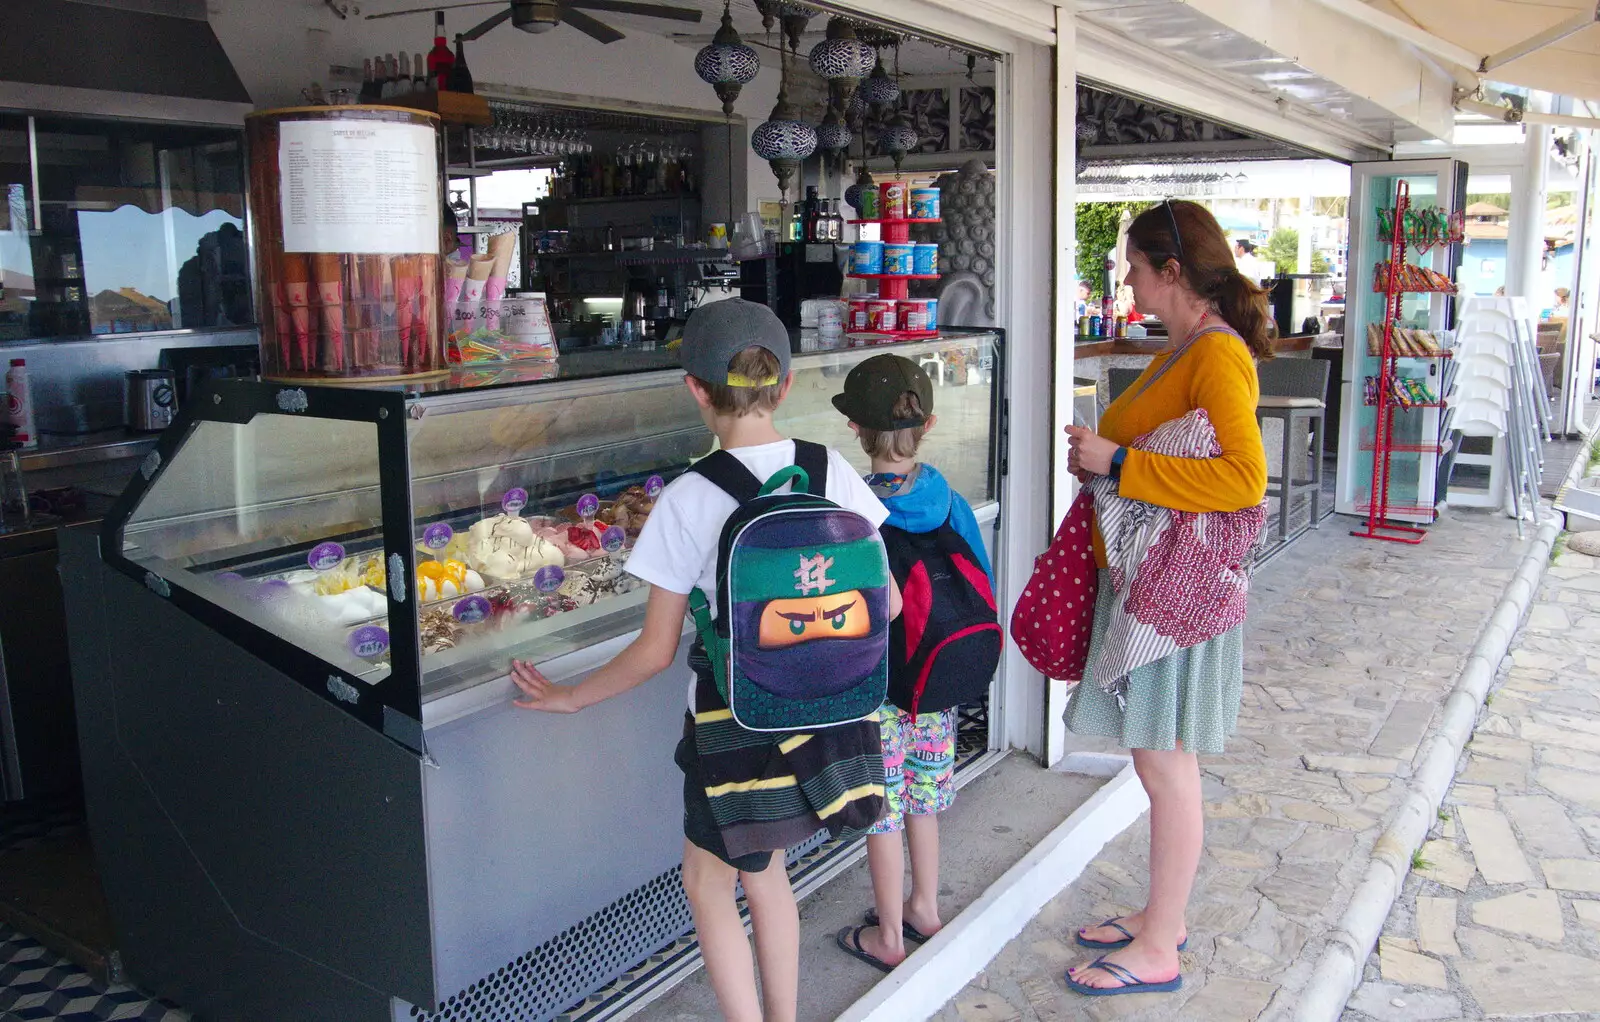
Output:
[868, 704, 957, 835]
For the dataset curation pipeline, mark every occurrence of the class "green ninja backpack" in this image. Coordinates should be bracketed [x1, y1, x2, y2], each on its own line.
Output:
[687, 440, 891, 732]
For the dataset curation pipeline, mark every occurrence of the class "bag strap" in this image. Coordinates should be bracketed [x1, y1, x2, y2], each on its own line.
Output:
[1126, 317, 1243, 406]
[688, 449, 763, 504]
[793, 439, 829, 496]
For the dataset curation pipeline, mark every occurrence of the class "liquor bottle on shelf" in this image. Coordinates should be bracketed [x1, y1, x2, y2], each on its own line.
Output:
[359, 58, 379, 103]
[396, 52, 413, 96]
[412, 52, 427, 92]
[828, 199, 844, 243]
[378, 54, 394, 98]
[789, 204, 803, 242]
[448, 35, 474, 94]
[428, 12, 455, 90]
[803, 186, 820, 242]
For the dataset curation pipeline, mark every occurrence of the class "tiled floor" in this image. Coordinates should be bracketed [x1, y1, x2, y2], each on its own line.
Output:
[0, 802, 185, 1022]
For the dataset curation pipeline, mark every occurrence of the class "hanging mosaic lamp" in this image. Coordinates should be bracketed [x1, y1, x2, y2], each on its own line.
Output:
[752, 0, 776, 33]
[778, 2, 812, 53]
[881, 110, 917, 174]
[695, 2, 760, 118]
[751, 52, 816, 199]
[859, 53, 898, 107]
[816, 104, 852, 151]
[844, 162, 874, 213]
[809, 17, 875, 112]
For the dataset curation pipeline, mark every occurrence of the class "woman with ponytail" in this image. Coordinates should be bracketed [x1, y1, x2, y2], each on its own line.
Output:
[1059, 200, 1268, 996]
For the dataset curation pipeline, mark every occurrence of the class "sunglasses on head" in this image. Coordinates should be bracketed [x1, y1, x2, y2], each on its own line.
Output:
[1162, 199, 1184, 268]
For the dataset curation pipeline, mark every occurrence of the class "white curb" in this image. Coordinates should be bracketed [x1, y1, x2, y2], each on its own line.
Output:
[1290, 426, 1598, 1022]
[834, 760, 1149, 1022]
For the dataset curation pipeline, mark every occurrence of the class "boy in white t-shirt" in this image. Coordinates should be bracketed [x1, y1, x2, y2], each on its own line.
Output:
[511, 300, 897, 1022]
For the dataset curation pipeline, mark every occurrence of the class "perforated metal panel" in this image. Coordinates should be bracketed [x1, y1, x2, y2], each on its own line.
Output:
[411, 869, 693, 1022]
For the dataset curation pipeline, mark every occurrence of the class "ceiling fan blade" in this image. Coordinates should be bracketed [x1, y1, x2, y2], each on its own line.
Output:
[462, 6, 514, 39]
[565, 0, 701, 22]
[365, 1, 501, 20]
[561, 7, 625, 43]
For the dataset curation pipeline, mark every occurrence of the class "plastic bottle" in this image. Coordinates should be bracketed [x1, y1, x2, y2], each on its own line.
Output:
[6, 358, 37, 449]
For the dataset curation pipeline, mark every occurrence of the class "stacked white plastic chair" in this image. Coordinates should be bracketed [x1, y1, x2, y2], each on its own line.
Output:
[1446, 296, 1550, 532]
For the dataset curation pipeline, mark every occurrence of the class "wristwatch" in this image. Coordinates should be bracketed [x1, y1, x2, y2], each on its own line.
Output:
[1108, 446, 1128, 479]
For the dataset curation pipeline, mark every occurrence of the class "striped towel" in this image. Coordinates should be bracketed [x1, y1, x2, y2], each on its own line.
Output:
[690, 643, 886, 859]
[1087, 409, 1266, 707]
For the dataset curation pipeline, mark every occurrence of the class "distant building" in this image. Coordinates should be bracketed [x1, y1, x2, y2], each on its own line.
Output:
[91, 287, 172, 334]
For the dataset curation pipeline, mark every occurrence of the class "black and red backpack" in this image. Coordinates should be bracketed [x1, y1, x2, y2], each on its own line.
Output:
[881, 516, 1003, 716]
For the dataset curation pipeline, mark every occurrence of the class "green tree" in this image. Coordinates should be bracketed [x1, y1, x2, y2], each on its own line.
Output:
[1311, 250, 1331, 274]
[1076, 201, 1154, 299]
[1262, 227, 1300, 275]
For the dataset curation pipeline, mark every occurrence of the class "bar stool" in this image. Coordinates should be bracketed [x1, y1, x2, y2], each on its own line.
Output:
[1255, 358, 1330, 542]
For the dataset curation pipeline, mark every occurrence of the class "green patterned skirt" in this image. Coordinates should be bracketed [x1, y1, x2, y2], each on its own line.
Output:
[1063, 570, 1244, 755]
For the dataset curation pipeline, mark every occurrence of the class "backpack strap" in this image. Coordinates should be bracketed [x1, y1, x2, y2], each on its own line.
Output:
[792, 440, 829, 496]
[688, 450, 763, 504]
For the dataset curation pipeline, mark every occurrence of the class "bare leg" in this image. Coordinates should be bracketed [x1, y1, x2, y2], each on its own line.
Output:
[1071, 746, 1201, 987]
[858, 832, 909, 965]
[740, 850, 800, 1022]
[903, 812, 944, 937]
[682, 841, 762, 1021]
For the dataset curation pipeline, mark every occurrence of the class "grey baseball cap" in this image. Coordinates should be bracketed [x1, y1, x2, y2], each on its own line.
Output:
[680, 299, 791, 385]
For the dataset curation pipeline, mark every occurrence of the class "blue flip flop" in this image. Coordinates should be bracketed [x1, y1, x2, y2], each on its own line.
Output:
[1075, 917, 1189, 952]
[1066, 957, 1183, 997]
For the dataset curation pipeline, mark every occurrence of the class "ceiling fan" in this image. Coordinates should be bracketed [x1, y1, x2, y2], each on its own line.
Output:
[367, 0, 702, 45]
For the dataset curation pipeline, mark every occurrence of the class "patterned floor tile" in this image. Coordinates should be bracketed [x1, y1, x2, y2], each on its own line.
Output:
[0, 924, 186, 1022]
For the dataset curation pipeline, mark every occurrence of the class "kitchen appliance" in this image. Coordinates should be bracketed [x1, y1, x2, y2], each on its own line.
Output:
[125, 369, 178, 432]
[739, 242, 845, 328]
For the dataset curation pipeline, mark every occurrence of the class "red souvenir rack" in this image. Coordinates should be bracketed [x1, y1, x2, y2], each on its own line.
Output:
[1353, 179, 1443, 546]
[846, 211, 941, 340]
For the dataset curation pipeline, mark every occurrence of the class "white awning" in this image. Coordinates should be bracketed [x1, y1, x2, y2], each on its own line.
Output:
[1311, 0, 1600, 106]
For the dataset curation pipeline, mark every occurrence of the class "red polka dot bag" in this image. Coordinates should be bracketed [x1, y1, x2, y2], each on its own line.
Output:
[1008, 488, 1098, 681]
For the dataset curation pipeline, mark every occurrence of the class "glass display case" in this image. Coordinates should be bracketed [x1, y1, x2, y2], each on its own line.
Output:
[101, 330, 1001, 751]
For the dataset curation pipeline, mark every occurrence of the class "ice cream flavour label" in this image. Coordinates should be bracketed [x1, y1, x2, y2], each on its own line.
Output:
[348, 625, 389, 659]
[453, 594, 490, 624]
[534, 565, 566, 593]
[502, 487, 528, 515]
[645, 475, 664, 498]
[577, 493, 600, 518]
[601, 526, 626, 553]
[422, 522, 453, 550]
[308, 542, 345, 571]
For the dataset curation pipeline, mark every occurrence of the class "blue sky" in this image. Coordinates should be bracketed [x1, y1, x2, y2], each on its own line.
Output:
[77, 205, 243, 302]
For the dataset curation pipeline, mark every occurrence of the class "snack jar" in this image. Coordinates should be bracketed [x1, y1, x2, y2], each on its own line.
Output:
[900, 298, 932, 331]
[910, 188, 940, 219]
[866, 299, 899, 331]
[926, 297, 939, 330]
[847, 296, 873, 331]
[882, 243, 915, 276]
[851, 240, 884, 275]
[879, 181, 908, 219]
[912, 243, 939, 276]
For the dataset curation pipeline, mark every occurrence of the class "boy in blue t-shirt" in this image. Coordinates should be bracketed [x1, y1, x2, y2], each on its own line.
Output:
[830, 354, 993, 972]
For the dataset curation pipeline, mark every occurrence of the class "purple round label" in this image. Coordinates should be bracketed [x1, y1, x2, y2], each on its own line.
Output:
[645, 474, 664, 498]
[308, 542, 345, 572]
[601, 525, 626, 553]
[452, 594, 491, 624]
[502, 487, 528, 515]
[422, 522, 454, 550]
[348, 625, 389, 659]
[576, 493, 600, 518]
[251, 579, 291, 602]
[215, 571, 246, 586]
[533, 565, 566, 593]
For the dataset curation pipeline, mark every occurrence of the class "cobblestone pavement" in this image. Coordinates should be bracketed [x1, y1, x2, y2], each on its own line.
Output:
[1342, 539, 1600, 1022]
[931, 506, 1533, 1022]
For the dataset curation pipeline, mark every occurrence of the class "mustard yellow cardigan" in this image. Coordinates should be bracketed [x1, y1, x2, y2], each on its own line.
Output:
[1091, 328, 1268, 567]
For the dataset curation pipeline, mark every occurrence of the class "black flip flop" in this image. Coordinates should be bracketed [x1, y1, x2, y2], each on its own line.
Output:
[863, 908, 933, 944]
[1075, 917, 1189, 952]
[835, 925, 895, 973]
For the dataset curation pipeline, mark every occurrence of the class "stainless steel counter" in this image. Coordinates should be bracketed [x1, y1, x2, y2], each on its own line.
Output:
[19, 431, 158, 473]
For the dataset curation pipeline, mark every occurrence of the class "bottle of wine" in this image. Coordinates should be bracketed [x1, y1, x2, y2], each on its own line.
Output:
[383, 53, 401, 98]
[359, 58, 379, 103]
[803, 186, 820, 243]
[396, 52, 412, 96]
[412, 53, 427, 92]
[428, 13, 455, 90]
[827, 199, 842, 243]
[448, 35, 474, 94]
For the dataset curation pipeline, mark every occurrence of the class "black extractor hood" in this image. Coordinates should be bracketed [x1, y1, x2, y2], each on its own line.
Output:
[0, 0, 252, 124]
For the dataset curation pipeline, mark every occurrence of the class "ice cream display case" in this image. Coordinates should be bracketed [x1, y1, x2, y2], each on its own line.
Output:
[59, 331, 1002, 1022]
